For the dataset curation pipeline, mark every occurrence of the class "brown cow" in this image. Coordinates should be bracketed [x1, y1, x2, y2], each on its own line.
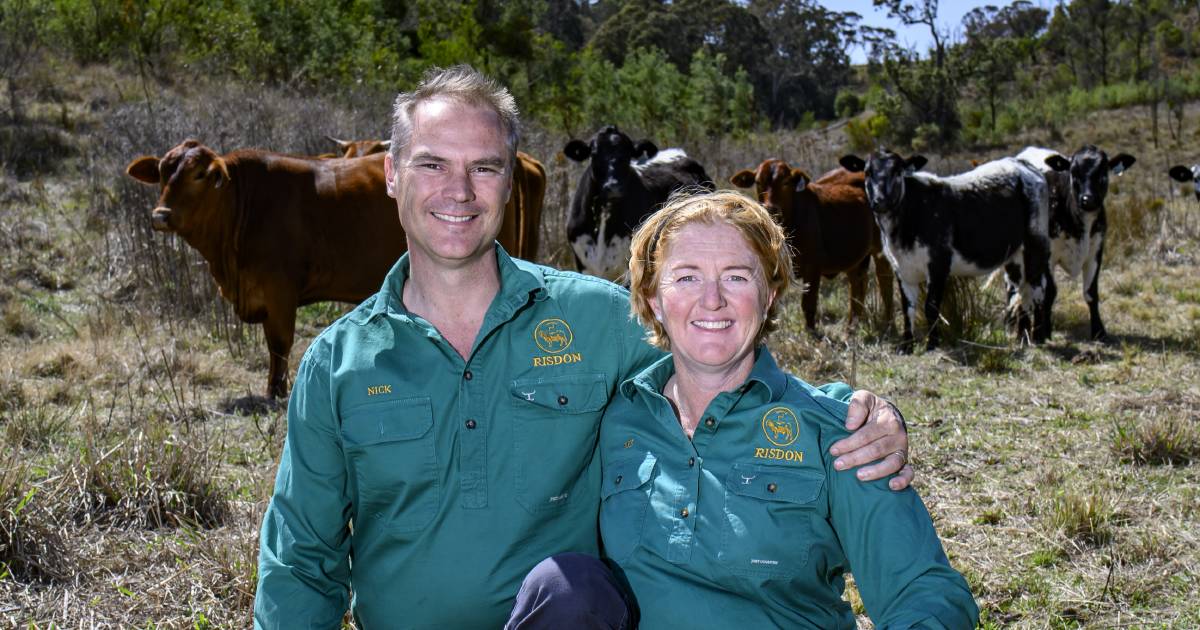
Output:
[125, 139, 546, 399]
[327, 138, 546, 262]
[730, 159, 894, 331]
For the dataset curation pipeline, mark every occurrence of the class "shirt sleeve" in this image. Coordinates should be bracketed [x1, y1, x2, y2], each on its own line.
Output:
[823, 432, 979, 629]
[614, 286, 667, 382]
[816, 382, 855, 404]
[254, 339, 353, 629]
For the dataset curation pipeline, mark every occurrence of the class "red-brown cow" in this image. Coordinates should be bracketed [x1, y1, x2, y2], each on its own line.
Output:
[326, 138, 547, 262]
[731, 159, 894, 331]
[125, 139, 546, 399]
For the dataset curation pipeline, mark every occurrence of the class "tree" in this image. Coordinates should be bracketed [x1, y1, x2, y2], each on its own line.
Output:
[873, 0, 961, 147]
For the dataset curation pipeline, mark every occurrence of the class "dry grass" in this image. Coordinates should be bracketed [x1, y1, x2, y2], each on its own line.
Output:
[0, 60, 1198, 628]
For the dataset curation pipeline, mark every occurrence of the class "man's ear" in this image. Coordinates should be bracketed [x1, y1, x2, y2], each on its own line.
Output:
[126, 156, 161, 184]
[384, 153, 398, 198]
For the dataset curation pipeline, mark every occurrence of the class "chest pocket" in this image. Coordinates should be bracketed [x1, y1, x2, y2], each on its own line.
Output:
[341, 397, 439, 534]
[510, 373, 608, 513]
[599, 452, 656, 562]
[718, 463, 824, 578]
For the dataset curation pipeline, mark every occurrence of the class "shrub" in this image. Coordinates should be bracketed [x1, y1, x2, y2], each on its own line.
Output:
[835, 90, 863, 119]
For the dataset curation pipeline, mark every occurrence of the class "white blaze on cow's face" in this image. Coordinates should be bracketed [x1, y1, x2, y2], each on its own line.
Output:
[386, 98, 512, 270]
[650, 222, 774, 382]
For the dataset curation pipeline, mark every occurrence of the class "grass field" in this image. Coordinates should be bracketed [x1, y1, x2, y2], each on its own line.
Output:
[1, 63, 1198, 628]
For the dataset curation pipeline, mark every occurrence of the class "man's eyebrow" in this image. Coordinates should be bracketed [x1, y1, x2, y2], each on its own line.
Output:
[407, 151, 445, 164]
[472, 156, 508, 169]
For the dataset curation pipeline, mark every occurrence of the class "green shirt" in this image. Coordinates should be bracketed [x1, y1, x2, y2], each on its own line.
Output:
[599, 349, 978, 629]
[255, 245, 662, 629]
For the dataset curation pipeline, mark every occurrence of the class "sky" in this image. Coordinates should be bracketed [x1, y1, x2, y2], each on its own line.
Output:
[824, 0, 1052, 64]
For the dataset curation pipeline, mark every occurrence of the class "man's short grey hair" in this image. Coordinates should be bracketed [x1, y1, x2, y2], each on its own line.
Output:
[389, 65, 521, 168]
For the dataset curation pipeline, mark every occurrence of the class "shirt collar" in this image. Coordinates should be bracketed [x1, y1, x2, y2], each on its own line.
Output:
[619, 345, 787, 404]
[368, 242, 547, 321]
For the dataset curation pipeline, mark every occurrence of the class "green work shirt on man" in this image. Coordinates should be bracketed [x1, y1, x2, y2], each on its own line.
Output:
[599, 349, 979, 629]
[254, 245, 662, 629]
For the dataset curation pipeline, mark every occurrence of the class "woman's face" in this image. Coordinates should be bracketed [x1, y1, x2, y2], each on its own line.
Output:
[650, 222, 775, 378]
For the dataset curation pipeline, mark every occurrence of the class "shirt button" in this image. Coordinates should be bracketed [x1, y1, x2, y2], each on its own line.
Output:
[465, 419, 477, 430]
[557, 395, 568, 406]
[464, 370, 473, 381]
[687, 457, 695, 467]
[614, 475, 623, 485]
[767, 482, 778, 493]
[680, 508, 690, 518]
[704, 417, 715, 428]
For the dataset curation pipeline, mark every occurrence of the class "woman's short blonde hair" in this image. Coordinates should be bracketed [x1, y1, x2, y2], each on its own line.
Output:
[627, 189, 794, 350]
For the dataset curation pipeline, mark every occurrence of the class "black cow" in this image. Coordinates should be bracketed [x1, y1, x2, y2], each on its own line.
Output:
[1168, 163, 1200, 200]
[839, 150, 1054, 352]
[564, 126, 714, 280]
[1017, 146, 1135, 341]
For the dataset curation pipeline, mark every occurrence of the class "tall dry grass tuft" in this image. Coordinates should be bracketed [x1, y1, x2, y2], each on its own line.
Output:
[1047, 490, 1116, 548]
[0, 445, 72, 582]
[1111, 415, 1200, 465]
[73, 415, 230, 529]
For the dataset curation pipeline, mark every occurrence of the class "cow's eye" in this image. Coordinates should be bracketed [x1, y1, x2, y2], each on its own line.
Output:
[193, 170, 206, 181]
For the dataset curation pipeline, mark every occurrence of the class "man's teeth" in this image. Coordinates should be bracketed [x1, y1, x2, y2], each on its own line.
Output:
[434, 212, 473, 223]
[692, 320, 732, 330]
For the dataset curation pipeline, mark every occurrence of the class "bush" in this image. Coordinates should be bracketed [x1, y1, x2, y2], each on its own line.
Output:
[835, 90, 863, 119]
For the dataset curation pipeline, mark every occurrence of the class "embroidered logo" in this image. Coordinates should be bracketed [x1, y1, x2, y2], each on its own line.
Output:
[521, 390, 537, 401]
[761, 406, 799, 447]
[367, 384, 392, 396]
[533, 319, 573, 354]
[623, 438, 634, 448]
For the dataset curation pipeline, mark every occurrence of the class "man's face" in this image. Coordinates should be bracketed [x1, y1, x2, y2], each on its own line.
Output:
[385, 98, 512, 269]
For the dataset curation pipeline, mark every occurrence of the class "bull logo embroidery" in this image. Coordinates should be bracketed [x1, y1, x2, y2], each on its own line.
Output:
[761, 406, 800, 447]
[533, 318, 574, 354]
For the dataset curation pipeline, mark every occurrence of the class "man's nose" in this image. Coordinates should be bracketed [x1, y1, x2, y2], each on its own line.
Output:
[445, 168, 476, 203]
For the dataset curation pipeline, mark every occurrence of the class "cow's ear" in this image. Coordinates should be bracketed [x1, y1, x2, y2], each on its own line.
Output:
[1169, 165, 1193, 182]
[905, 155, 927, 172]
[793, 172, 810, 192]
[207, 157, 230, 189]
[634, 140, 658, 161]
[1109, 153, 1135, 175]
[126, 156, 161, 184]
[838, 155, 865, 173]
[730, 170, 755, 188]
[379, 140, 392, 151]
[1044, 155, 1070, 172]
[563, 139, 590, 162]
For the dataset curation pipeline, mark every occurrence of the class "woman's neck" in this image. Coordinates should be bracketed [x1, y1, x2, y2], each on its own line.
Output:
[665, 352, 756, 439]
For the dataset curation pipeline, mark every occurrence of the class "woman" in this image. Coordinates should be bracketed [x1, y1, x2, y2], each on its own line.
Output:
[598, 190, 978, 628]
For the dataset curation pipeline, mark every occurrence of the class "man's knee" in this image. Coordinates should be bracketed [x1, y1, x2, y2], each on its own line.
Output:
[506, 553, 634, 630]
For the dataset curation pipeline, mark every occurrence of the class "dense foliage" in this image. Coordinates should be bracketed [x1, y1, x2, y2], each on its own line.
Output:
[5, 0, 1200, 149]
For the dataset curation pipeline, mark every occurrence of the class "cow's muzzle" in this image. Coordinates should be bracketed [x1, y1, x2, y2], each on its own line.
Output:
[150, 207, 173, 231]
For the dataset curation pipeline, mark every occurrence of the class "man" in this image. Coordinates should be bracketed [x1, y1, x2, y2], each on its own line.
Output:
[254, 65, 911, 629]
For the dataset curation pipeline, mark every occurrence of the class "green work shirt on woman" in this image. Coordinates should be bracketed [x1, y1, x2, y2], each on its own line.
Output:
[254, 245, 662, 629]
[599, 349, 979, 629]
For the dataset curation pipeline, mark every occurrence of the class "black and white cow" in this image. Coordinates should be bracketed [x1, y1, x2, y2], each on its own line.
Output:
[564, 126, 714, 280]
[1017, 146, 1135, 341]
[1168, 163, 1200, 200]
[839, 150, 1053, 352]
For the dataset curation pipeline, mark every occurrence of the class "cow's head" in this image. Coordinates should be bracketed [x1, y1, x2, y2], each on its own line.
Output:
[839, 150, 926, 214]
[1045, 145, 1136, 212]
[730, 159, 811, 221]
[328, 136, 391, 159]
[563, 125, 657, 201]
[125, 139, 230, 234]
[1168, 164, 1200, 200]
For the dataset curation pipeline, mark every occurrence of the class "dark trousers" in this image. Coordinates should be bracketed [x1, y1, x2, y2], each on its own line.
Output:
[505, 553, 636, 630]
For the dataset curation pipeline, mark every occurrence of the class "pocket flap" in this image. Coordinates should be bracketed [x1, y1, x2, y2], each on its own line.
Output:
[726, 463, 823, 504]
[601, 452, 656, 499]
[511, 373, 607, 414]
[341, 397, 434, 447]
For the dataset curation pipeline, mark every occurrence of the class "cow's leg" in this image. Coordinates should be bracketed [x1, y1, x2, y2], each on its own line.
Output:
[801, 270, 821, 331]
[262, 313, 297, 399]
[923, 259, 950, 351]
[873, 254, 895, 333]
[897, 276, 918, 354]
[1084, 238, 1106, 341]
[1003, 262, 1029, 338]
[1022, 237, 1053, 344]
[846, 257, 869, 331]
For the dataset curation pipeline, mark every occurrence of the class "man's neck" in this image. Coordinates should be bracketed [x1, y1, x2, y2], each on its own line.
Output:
[402, 248, 501, 359]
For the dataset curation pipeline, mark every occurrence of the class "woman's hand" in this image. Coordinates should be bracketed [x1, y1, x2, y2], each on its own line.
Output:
[829, 391, 913, 491]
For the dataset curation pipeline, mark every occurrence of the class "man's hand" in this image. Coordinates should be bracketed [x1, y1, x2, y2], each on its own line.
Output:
[829, 390, 913, 491]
